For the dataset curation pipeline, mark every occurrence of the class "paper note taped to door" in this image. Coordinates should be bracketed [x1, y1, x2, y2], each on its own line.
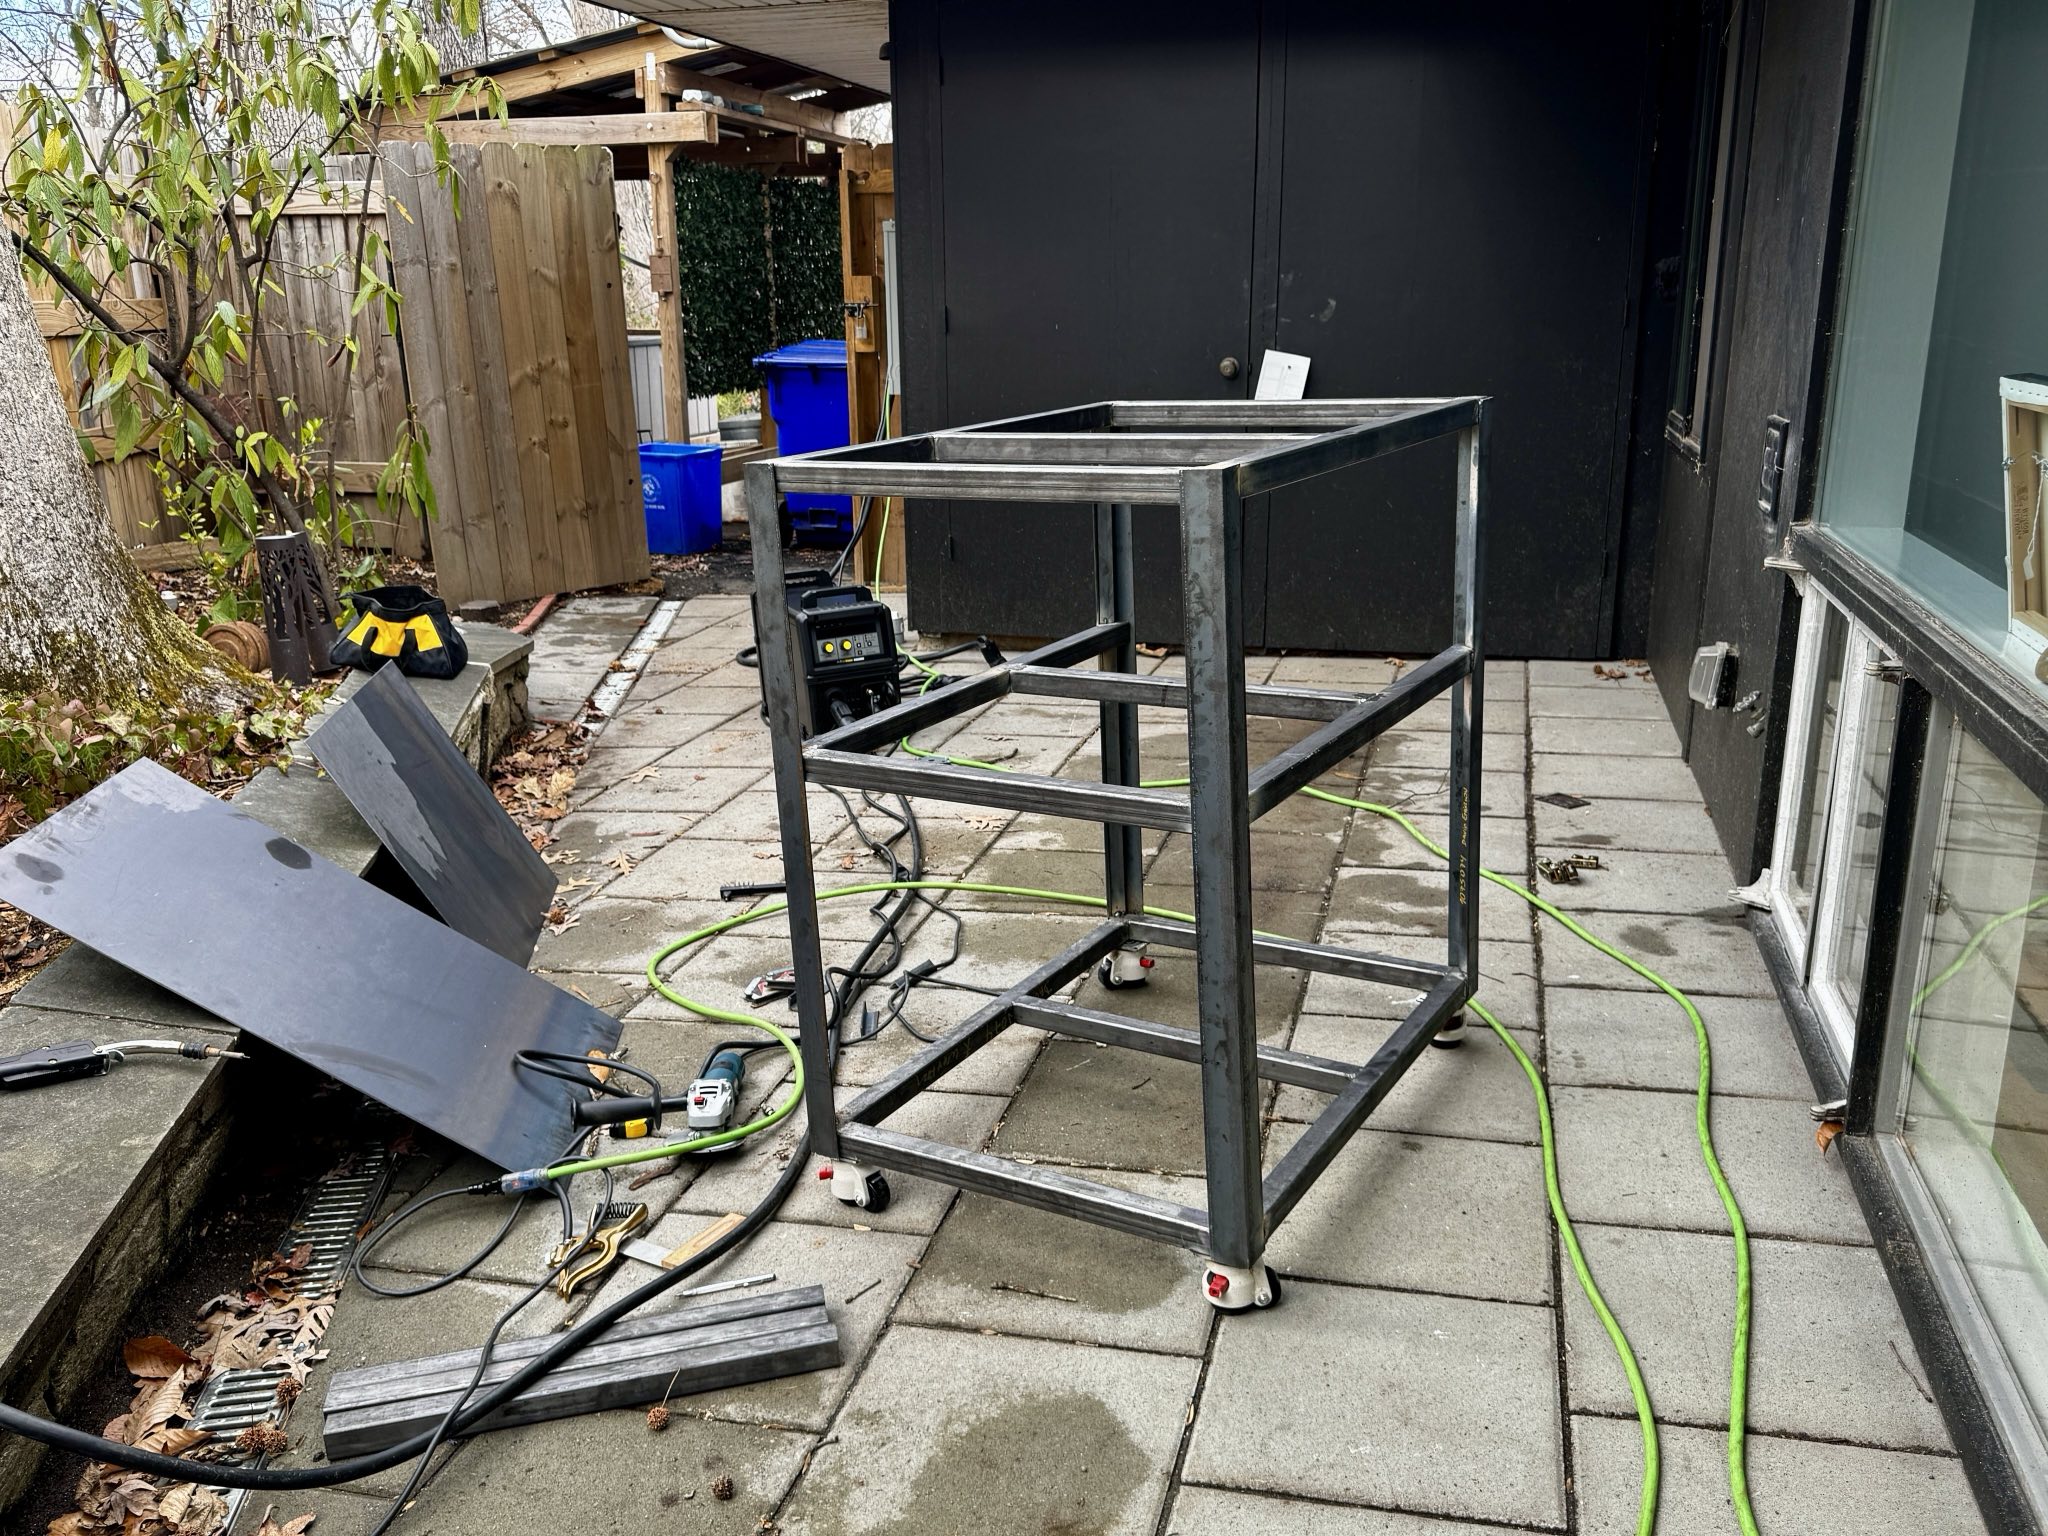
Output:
[1255, 350, 1311, 401]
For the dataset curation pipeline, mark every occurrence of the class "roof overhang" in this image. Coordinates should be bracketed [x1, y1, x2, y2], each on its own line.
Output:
[614, 0, 888, 93]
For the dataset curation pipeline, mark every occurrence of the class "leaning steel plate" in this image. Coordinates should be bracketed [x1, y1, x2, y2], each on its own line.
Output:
[0, 760, 617, 1171]
[310, 665, 554, 964]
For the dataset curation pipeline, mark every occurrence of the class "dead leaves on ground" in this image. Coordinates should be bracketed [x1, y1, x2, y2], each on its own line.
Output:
[1592, 660, 1654, 682]
[54, 1223, 340, 1535]
[491, 720, 591, 846]
[0, 902, 68, 1000]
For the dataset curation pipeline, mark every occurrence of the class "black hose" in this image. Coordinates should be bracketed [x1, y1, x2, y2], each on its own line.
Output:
[0, 1129, 815, 1488]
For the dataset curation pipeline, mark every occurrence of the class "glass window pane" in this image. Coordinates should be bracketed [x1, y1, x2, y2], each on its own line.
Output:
[1815, 0, 2048, 688]
[1900, 725, 2048, 1427]
[1829, 657, 1901, 1013]
[1789, 605, 1851, 926]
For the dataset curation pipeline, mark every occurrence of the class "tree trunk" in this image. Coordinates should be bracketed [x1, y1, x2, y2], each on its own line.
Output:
[0, 231, 250, 711]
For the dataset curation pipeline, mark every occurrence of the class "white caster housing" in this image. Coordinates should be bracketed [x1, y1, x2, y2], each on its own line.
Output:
[819, 1161, 892, 1213]
[1201, 1259, 1282, 1311]
[1098, 944, 1155, 989]
[1430, 1012, 1468, 1049]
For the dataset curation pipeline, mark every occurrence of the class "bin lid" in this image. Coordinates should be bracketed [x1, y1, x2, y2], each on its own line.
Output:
[753, 338, 848, 371]
[637, 440, 722, 460]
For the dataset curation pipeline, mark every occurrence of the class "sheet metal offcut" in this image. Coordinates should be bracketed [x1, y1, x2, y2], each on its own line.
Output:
[0, 761, 619, 1170]
[310, 664, 555, 964]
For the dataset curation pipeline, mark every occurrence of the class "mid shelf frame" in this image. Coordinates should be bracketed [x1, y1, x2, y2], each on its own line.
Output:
[746, 396, 1488, 1303]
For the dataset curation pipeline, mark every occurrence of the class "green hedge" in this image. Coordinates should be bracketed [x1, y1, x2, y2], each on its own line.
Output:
[676, 161, 842, 396]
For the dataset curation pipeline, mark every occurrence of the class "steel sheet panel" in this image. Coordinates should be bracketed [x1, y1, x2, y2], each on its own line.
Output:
[311, 666, 554, 964]
[0, 760, 617, 1170]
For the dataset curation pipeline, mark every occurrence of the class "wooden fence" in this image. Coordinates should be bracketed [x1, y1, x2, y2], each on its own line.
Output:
[26, 155, 414, 556]
[21, 126, 652, 602]
[380, 141, 647, 606]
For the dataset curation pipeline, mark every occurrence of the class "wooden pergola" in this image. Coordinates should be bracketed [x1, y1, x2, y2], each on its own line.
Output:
[382, 25, 898, 580]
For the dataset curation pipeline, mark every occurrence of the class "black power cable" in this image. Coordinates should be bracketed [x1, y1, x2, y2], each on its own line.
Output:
[0, 1121, 817, 1490]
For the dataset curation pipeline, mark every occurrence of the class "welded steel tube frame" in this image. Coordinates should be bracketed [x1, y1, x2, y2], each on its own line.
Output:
[746, 397, 1488, 1281]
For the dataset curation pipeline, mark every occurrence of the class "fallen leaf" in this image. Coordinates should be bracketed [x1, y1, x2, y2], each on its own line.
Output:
[627, 765, 662, 784]
[1815, 1119, 1845, 1155]
[606, 852, 637, 876]
[124, 1335, 195, 1379]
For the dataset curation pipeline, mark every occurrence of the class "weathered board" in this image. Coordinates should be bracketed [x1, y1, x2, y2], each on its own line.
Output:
[0, 760, 620, 1170]
[380, 140, 649, 606]
[320, 1284, 839, 1455]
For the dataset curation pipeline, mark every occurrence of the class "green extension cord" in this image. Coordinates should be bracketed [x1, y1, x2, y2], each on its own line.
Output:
[576, 662, 1763, 1534]
[605, 861, 1675, 1535]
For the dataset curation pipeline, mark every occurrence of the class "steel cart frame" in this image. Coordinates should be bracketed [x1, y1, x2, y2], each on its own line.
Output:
[747, 396, 1487, 1310]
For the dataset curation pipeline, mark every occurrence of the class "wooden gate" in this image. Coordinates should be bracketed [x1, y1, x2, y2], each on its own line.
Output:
[381, 141, 648, 607]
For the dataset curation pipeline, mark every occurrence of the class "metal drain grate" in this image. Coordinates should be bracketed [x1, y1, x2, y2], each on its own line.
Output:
[188, 1366, 292, 1437]
[279, 1146, 392, 1296]
[186, 1142, 396, 1524]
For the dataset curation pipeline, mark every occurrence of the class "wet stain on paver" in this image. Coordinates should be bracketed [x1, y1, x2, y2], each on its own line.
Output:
[802, 1392, 1148, 1535]
[1616, 922, 1674, 957]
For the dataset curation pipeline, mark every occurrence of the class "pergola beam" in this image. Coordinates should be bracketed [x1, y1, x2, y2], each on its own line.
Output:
[654, 59, 850, 140]
[429, 112, 718, 147]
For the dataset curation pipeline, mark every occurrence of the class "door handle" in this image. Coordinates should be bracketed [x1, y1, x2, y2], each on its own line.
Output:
[1218, 356, 1241, 380]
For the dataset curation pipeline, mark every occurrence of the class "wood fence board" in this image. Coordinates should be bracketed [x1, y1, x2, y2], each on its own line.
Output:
[518, 145, 592, 591]
[380, 146, 479, 593]
[548, 147, 606, 577]
[582, 146, 651, 575]
[482, 142, 554, 598]
[447, 145, 529, 600]
[419, 143, 503, 602]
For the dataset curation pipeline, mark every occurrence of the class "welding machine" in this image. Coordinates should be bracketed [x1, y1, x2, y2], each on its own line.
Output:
[759, 570, 901, 734]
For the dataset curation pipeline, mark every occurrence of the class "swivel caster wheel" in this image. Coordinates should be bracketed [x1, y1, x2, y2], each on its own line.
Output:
[1430, 1012, 1468, 1050]
[820, 1161, 891, 1214]
[1098, 945, 1154, 990]
[1200, 1260, 1282, 1311]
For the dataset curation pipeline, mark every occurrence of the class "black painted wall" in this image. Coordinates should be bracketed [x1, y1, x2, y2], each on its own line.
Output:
[889, 0, 1687, 656]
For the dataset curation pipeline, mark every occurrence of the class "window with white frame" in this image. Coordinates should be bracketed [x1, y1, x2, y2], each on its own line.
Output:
[1769, 593, 1902, 1065]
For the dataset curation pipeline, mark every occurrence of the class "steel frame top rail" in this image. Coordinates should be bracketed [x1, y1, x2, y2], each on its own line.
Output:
[763, 396, 1485, 504]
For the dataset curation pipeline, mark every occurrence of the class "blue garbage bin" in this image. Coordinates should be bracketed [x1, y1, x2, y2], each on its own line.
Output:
[638, 442, 723, 555]
[754, 339, 852, 541]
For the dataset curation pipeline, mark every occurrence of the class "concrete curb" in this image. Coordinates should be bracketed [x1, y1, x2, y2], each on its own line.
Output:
[0, 624, 532, 1514]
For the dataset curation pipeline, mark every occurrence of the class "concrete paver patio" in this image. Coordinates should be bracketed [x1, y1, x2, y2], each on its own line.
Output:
[253, 594, 1988, 1535]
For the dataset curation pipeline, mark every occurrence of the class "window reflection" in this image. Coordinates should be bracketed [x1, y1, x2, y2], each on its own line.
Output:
[1901, 725, 2048, 1423]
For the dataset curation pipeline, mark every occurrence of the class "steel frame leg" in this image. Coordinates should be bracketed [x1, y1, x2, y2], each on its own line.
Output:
[745, 463, 840, 1158]
[1446, 418, 1488, 1002]
[1181, 468, 1264, 1271]
[1096, 502, 1144, 917]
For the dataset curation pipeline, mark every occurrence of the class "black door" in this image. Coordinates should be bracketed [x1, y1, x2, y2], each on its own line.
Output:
[1661, 0, 1865, 875]
[897, 0, 1262, 642]
[1253, 0, 1660, 656]
[896, 1, 1672, 655]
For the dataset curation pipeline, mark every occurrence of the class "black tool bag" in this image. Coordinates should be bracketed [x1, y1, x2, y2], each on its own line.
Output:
[329, 585, 469, 680]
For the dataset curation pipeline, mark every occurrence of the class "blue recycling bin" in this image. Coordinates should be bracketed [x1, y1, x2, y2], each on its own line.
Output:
[638, 442, 723, 555]
[754, 339, 852, 541]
